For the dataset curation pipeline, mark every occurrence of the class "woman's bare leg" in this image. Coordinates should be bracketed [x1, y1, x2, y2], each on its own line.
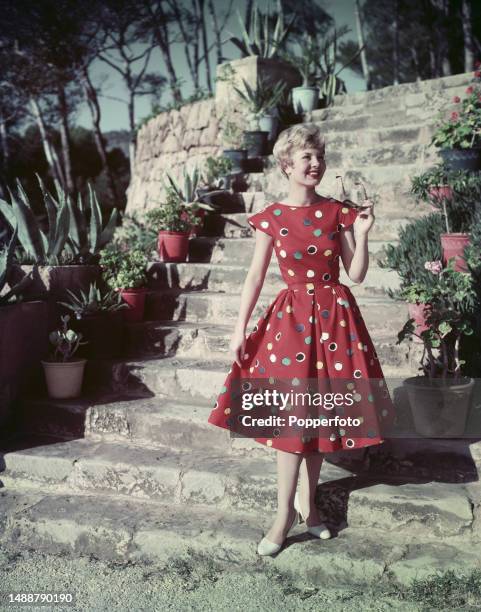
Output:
[298, 452, 324, 526]
[264, 449, 303, 545]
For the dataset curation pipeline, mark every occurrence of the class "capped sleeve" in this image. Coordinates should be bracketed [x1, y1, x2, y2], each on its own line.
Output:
[337, 202, 359, 231]
[247, 206, 273, 237]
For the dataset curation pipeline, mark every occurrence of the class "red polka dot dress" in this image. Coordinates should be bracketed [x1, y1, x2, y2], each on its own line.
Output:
[207, 197, 396, 454]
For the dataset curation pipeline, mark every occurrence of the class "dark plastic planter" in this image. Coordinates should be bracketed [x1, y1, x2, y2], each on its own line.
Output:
[439, 148, 481, 171]
[72, 311, 125, 359]
[244, 131, 269, 157]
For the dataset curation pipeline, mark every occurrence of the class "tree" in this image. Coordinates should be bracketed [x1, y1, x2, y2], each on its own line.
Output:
[97, 0, 166, 172]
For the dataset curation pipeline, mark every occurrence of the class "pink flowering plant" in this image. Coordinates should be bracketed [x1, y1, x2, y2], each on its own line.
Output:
[431, 71, 481, 150]
[397, 259, 477, 379]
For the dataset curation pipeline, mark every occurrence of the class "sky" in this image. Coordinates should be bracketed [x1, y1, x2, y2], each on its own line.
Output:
[77, 0, 365, 133]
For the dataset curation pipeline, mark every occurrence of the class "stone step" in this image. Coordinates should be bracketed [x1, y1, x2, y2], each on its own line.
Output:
[204, 210, 416, 242]
[322, 123, 435, 149]
[146, 261, 401, 297]
[13, 396, 480, 484]
[1, 437, 475, 543]
[144, 290, 409, 335]
[122, 321, 422, 371]
[188, 236, 396, 265]
[79, 355, 417, 402]
[328, 72, 472, 109]
[4, 488, 478, 587]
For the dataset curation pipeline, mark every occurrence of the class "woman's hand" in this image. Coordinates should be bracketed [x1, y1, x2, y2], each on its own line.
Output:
[230, 329, 247, 368]
[354, 199, 375, 236]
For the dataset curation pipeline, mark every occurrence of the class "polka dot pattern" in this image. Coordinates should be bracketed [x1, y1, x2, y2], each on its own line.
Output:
[208, 199, 396, 454]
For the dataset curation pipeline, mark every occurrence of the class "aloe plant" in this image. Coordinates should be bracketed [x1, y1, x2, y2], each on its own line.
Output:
[163, 168, 216, 212]
[228, 1, 295, 59]
[0, 225, 33, 305]
[57, 282, 128, 318]
[0, 176, 118, 265]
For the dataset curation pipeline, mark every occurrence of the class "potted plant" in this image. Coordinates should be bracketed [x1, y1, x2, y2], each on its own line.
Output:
[57, 282, 128, 358]
[410, 165, 480, 271]
[41, 315, 88, 399]
[0, 176, 118, 301]
[99, 244, 149, 323]
[398, 281, 435, 342]
[430, 71, 481, 171]
[200, 156, 233, 193]
[315, 25, 362, 108]
[281, 35, 321, 113]
[220, 117, 248, 173]
[163, 167, 217, 237]
[233, 76, 287, 151]
[397, 260, 477, 437]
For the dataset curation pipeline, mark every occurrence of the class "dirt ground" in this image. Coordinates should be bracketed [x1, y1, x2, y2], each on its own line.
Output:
[0, 548, 456, 612]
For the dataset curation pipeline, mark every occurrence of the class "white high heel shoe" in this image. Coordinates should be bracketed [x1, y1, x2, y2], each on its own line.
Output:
[294, 491, 331, 540]
[257, 507, 298, 556]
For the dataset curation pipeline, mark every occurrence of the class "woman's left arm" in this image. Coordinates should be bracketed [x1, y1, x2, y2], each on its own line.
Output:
[340, 200, 375, 284]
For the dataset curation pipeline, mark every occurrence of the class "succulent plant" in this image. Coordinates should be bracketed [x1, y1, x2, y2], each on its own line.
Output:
[57, 282, 129, 318]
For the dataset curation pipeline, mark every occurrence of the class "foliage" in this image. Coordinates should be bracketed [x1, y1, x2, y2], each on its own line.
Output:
[202, 156, 233, 188]
[57, 282, 129, 318]
[0, 225, 33, 305]
[47, 315, 87, 363]
[145, 187, 199, 233]
[410, 164, 481, 233]
[99, 243, 148, 291]
[379, 212, 445, 295]
[233, 76, 287, 127]
[315, 26, 363, 107]
[280, 34, 321, 87]
[431, 72, 481, 149]
[112, 211, 158, 256]
[397, 260, 477, 379]
[0, 175, 118, 265]
[228, 1, 294, 59]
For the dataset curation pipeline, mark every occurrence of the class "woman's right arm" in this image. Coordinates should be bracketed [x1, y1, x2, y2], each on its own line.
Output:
[230, 230, 273, 367]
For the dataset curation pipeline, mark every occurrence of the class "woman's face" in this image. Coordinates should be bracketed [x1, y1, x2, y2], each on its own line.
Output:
[284, 146, 326, 187]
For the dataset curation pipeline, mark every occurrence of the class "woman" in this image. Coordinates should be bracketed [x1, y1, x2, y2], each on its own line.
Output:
[207, 123, 396, 555]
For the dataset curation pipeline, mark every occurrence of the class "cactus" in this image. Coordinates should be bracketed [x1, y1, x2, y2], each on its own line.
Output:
[0, 224, 33, 305]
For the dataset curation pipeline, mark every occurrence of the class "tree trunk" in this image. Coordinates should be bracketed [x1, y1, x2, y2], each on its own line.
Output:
[392, 0, 399, 85]
[198, 0, 212, 93]
[147, 1, 182, 102]
[81, 67, 118, 204]
[208, 0, 223, 65]
[461, 0, 474, 72]
[354, 0, 372, 90]
[127, 94, 136, 175]
[57, 85, 75, 197]
[30, 97, 65, 187]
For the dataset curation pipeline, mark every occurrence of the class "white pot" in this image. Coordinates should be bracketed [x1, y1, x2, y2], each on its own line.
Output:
[292, 86, 320, 114]
[41, 359, 87, 399]
[258, 115, 279, 141]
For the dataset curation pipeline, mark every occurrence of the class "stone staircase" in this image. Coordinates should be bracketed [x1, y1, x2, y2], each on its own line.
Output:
[2, 72, 481, 588]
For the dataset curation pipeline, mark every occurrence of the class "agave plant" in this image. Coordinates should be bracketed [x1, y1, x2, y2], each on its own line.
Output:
[163, 168, 217, 213]
[57, 282, 128, 319]
[316, 26, 364, 107]
[280, 34, 322, 87]
[0, 175, 118, 265]
[0, 225, 33, 305]
[233, 76, 287, 126]
[228, 0, 295, 59]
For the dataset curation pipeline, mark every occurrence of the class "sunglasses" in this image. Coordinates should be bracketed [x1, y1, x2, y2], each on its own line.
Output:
[335, 175, 373, 210]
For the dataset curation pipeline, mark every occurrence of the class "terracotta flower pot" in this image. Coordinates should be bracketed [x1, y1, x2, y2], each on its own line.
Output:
[441, 233, 471, 272]
[157, 230, 190, 262]
[41, 359, 87, 399]
[408, 302, 431, 342]
[119, 287, 148, 323]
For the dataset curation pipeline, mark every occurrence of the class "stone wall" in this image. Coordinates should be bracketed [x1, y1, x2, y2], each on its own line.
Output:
[127, 97, 222, 213]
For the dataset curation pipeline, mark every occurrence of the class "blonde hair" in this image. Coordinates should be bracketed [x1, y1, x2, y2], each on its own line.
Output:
[273, 124, 326, 177]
